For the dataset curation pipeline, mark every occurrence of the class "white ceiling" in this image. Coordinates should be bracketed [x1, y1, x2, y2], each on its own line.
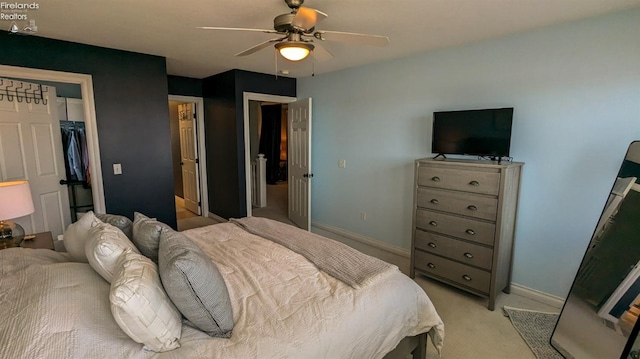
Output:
[27, 0, 640, 79]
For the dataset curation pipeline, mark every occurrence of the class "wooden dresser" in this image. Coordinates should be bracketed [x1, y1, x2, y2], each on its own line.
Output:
[410, 158, 524, 310]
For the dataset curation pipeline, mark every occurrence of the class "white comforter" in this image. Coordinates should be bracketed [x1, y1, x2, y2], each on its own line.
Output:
[0, 223, 444, 358]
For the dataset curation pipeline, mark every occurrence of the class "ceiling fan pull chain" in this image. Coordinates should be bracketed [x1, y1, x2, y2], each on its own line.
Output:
[312, 51, 315, 77]
[274, 48, 279, 79]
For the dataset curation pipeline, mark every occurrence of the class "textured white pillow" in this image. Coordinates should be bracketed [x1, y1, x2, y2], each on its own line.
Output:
[63, 211, 102, 262]
[85, 223, 140, 283]
[110, 251, 182, 352]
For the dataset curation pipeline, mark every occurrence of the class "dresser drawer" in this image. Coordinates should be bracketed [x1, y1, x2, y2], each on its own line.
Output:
[417, 166, 500, 195]
[414, 250, 490, 293]
[415, 209, 496, 246]
[416, 187, 498, 221]
[414, 230, 493, 270]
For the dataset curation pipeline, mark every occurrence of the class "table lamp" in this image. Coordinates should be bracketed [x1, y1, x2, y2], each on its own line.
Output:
[0, 180, 35, 243]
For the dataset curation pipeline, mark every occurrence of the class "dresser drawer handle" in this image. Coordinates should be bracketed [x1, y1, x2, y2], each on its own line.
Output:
[465, 229, 476, 235]
[467, 205, 478, 211]
[429, 221, 438, 226]
[430, 199, 439, 204]
[462, 275, 472, 281]
[469, 180, 480, 186]
[427, 263, 436, 269]
[431, 176, 441, 182]
[464, 252, 474, 259]
[428, 242, 437, 248]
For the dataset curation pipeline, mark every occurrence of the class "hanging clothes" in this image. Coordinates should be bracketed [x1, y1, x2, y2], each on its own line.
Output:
[60, 121, 90, 184]
[78, 127, 89, 182]
[67, 130, 83, 181]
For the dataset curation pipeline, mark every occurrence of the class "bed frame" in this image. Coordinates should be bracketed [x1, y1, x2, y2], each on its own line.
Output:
[382, 332, 428, 359]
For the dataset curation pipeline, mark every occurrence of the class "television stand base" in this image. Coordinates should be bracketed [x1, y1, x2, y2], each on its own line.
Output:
[433, 153, 447, 160]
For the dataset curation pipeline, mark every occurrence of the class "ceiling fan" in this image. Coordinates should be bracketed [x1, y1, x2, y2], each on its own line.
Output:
[199, 0, 390, 62]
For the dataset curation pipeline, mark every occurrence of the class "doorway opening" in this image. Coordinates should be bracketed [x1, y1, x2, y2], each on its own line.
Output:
[58, 92, 94, 222]
[243, 93, 296, 225]
[168, 95, 210, 231]
[248, 100, 293, 225]
[0, 65, 104, 238]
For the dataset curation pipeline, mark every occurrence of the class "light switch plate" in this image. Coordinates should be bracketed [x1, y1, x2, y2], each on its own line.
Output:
[113, 163, 122, 175]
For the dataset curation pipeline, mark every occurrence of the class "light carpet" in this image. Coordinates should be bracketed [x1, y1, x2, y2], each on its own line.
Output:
[503, 306, 563, 359]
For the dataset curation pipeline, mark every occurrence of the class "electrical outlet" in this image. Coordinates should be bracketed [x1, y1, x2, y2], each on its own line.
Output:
[339, 159, 346, 168]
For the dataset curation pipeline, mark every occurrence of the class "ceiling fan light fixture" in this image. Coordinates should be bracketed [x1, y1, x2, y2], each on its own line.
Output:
[275, 41, 314, 61]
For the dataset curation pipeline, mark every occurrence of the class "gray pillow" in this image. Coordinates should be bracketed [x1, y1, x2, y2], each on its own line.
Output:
[158, 227, 234, 338]
[95, 213, 133, 240]
[132, 212, 169, 262]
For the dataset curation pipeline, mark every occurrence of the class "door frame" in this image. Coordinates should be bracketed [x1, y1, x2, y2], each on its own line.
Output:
[242, 92, 296, 216]
[0, 64, 106, 214]
[168, 95, 209, 217]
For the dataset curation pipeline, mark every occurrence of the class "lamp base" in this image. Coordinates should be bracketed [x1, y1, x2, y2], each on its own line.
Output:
[0, 221, 26, 248]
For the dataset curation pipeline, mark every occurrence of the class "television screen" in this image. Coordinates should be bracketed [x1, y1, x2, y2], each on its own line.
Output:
[432, 107, 513, 157]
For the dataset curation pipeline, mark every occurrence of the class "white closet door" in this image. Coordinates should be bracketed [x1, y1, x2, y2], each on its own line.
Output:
[179, 103, 200, 215]
[0, 79, 71, 237]
[288, 98, 312, 230]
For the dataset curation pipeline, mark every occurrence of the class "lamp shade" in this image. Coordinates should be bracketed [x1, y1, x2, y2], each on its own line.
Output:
[275, 42, 314, 61]
[0, 180, 35, 220]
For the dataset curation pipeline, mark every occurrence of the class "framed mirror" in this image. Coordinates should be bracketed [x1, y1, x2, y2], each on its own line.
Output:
[551, 141, 640, 359]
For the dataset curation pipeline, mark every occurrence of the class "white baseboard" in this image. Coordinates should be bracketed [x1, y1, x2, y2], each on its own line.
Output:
[312, 221, 565, 309]
[311, 221, 410, 258]
[183, 212, 565, 310]
[510, 283, 565, 309]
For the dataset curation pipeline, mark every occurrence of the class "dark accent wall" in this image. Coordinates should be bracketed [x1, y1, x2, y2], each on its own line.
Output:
[0, 33, 177, 228]
[167, 75, 203, 97]
[203, 70, 296, 219]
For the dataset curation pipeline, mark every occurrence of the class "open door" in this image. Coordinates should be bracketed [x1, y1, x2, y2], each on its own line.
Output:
[178, 103, 201, 215]
[0, 79, 71, 237]
[288, 98, 312, 230]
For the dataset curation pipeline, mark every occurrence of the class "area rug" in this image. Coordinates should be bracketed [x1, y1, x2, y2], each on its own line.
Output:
[503, 306, 563, 359]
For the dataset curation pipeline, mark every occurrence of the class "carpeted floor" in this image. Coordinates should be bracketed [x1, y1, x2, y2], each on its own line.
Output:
[503, 306, 562, 359]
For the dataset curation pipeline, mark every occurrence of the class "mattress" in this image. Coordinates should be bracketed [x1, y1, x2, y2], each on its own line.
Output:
[0, 222, 444, 358]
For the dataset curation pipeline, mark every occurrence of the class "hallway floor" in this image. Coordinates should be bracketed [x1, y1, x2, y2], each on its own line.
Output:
[252, 182, 295, 226]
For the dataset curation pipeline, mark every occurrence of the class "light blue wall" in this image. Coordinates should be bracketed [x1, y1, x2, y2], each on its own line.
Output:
[298, 9, 640, 297]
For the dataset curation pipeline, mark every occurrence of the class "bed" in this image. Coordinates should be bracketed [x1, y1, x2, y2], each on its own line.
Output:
[0, 215, 444, 358]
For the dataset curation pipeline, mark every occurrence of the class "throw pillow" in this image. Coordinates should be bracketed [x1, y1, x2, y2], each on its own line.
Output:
[85, 222, 140, 283]
[158, 227, 234, 337]
[132, 212, 169, 262]
[63, 211, 102, 262]
[95, 213, 133, 240]
[110, 250, 182, 352]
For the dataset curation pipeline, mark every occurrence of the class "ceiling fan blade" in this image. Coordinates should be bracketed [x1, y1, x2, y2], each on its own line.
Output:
[292, 7, 327, 31]
[235, 38, 284, 57]
[312, 42, 333, 61]
[198, 26, 279, 34]
[315, 31, 390, 47]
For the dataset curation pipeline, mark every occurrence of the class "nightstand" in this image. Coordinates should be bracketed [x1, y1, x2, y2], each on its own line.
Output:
[0, 231, 55, 250]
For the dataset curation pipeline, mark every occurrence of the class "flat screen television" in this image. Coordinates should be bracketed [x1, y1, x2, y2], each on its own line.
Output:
[432, 107, 514, 159]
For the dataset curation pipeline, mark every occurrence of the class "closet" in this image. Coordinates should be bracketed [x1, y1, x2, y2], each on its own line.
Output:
[58, 97, 93, 221]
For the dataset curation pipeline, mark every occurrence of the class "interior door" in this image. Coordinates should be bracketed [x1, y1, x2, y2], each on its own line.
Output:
[178, 103, 201, 215]
[288, 98, 312, 230]
[0, 79, 71, 237]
